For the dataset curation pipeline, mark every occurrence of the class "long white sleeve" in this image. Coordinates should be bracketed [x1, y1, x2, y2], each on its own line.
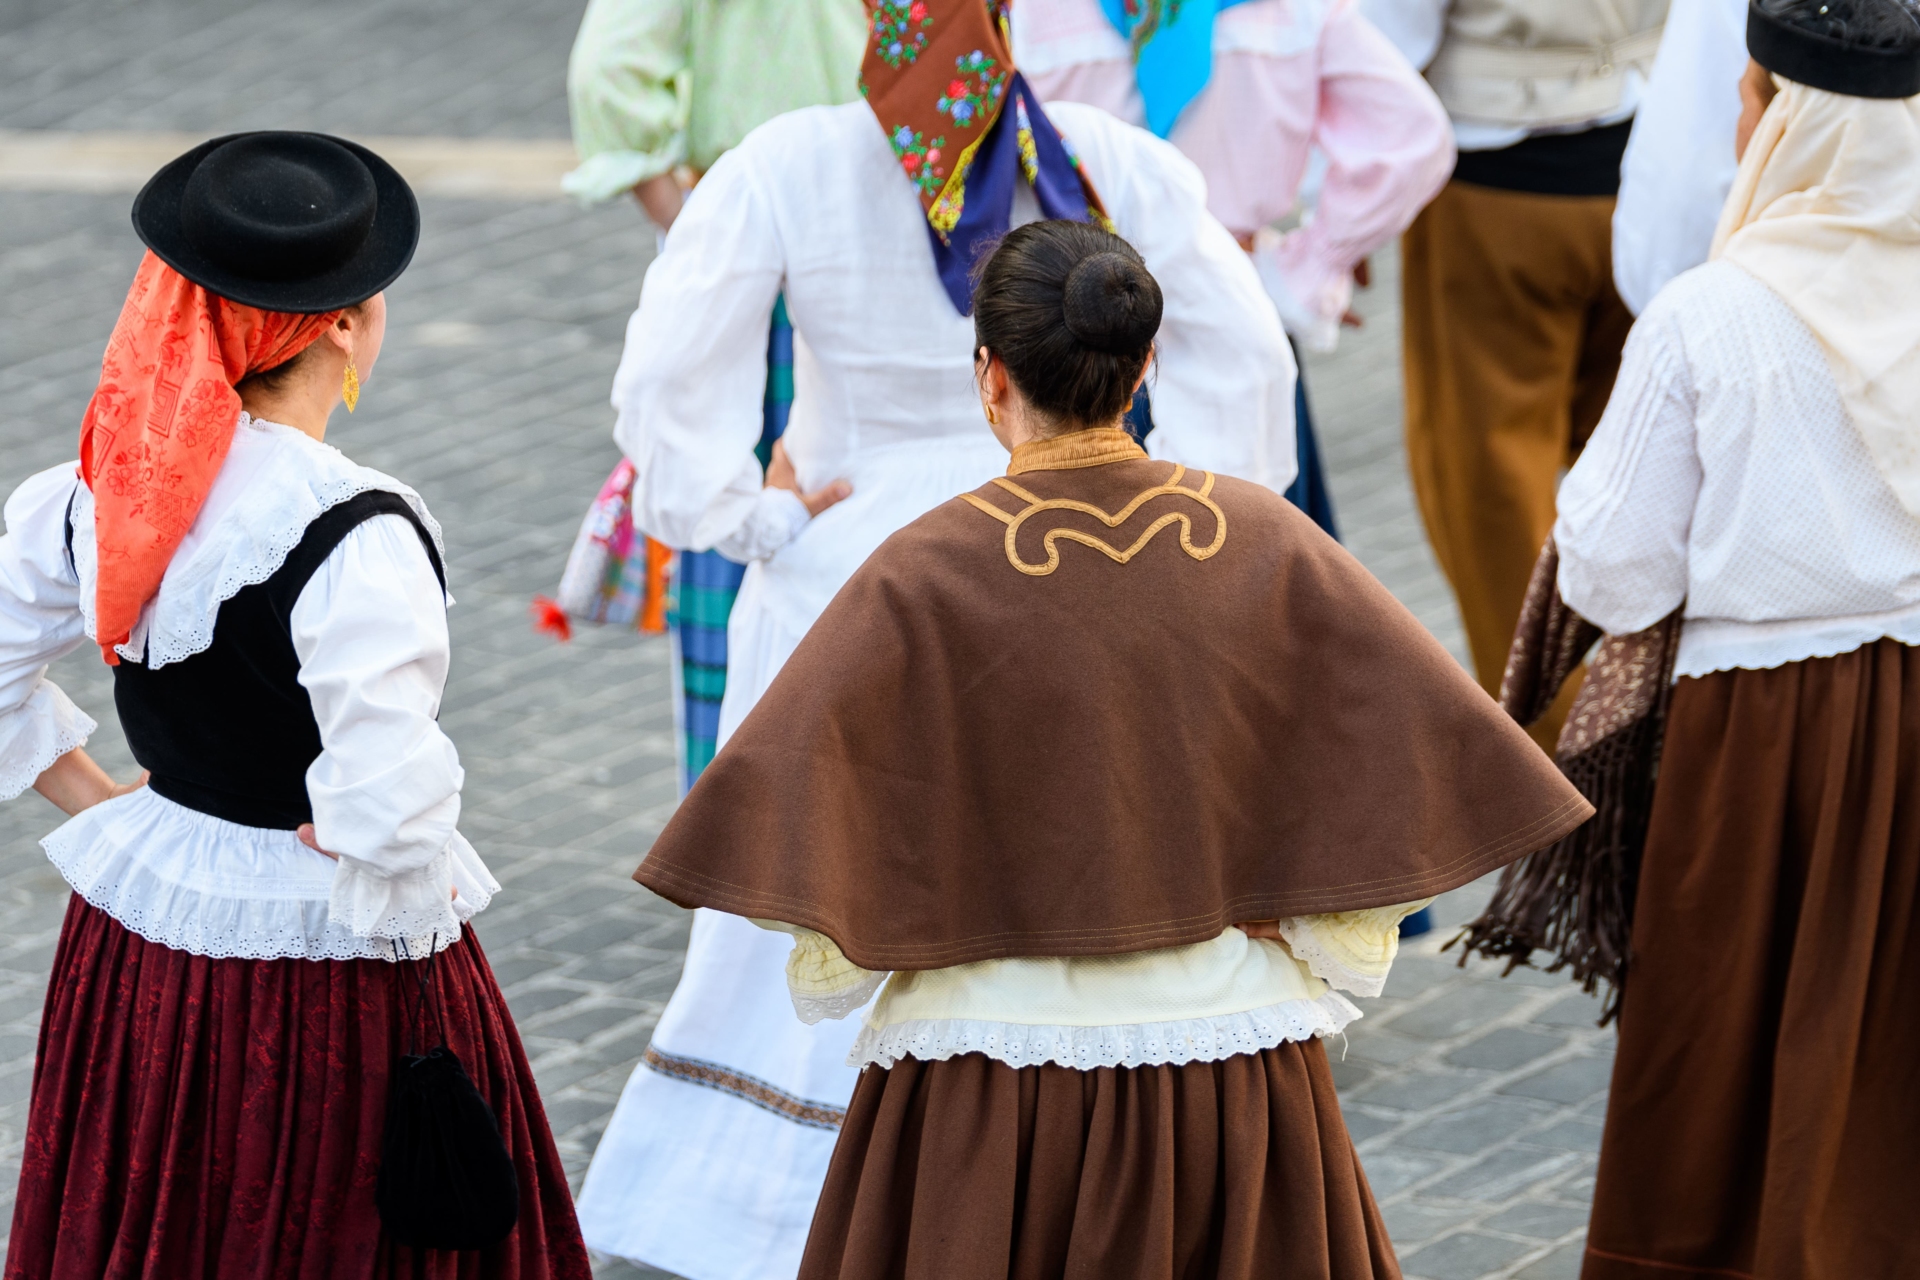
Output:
[291, 514, 493, 941]
[1553, 306, 1701, 635]
[0, 463, 96, 801]
[611, 149, 794, 558]
[1610, 0, 1747, 314]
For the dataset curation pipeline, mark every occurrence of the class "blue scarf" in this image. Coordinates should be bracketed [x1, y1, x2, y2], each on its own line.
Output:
[1098, 0, 1256, 138]
[927, 75, 1109, 314]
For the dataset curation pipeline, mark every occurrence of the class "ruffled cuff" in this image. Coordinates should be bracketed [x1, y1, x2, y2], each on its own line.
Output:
[1251, 227, 1352, 356]
[1277, 900, 1434, 998]
[713, 488, 812, 564]
[561, 145, 685, 206]
[328, 832, 499, 942]
[0, 679, 97, 802]
[751, 921, 889, 1024]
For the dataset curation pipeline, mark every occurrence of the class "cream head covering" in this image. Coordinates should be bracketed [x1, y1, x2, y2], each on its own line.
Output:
[1711, 72, 1920, 514]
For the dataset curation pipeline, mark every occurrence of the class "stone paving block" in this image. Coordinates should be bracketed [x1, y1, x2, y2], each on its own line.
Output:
[1514, 1240, 1587, 1280]
[1398, 1097, 1557, 1155]
[1531, 990, 1611, 1027]
[1381, 1199, 1477, 1247]
[1353, 1068, 1482, 1114]
[1529, 1116, 1605, 1154]
[1445, 1026, 1567, 1073]
[1401, 1231, 1536, 1280]
[1390, 982, 1537, 1042]
[1501, 1055, 1615, 1106]
[1437, 1145, 1588, 1204]
[533, 1003, 647, 1043]
[1483, 1201, 1590, 1241]
[1353, 1150, 1446, 1199]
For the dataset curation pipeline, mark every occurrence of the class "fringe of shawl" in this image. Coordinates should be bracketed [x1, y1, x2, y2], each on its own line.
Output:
[1448, 537, 1681, 1024]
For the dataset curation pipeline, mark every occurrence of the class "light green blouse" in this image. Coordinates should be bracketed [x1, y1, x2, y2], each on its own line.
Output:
[563, 0, 870, 204]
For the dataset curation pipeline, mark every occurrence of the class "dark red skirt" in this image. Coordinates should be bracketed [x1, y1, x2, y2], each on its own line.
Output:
[801, 1041, 1399, 1280]
[1584, 641, 1920, 1280]
[5, 896, 591, 1280]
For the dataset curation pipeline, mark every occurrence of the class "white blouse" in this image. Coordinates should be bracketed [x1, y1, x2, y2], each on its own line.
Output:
[1556, 262, 1920, 678]
[757, 904, 1428, 1072]
[611, 99, 1297, 570]
[0, 415, 498, 961]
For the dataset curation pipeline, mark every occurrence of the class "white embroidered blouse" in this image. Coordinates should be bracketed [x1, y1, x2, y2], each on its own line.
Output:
[1556, 261, 1920, 678]
[754, 902, 1429, 1072]
[0, 414, 498, 961]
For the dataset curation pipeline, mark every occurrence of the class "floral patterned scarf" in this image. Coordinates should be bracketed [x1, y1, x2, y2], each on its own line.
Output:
[79, 252, 340, 663]
[863, 0, 1110, 313]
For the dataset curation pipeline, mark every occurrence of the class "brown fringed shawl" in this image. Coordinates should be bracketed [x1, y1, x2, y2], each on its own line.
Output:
[635, 442, 1592, 972]
[1451, 537, 1682, 1023]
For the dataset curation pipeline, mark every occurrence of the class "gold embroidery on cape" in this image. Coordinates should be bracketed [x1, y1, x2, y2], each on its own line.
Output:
[961, 464, 1226, 576]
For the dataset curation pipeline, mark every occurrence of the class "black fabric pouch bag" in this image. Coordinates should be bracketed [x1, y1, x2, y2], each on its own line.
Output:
[376, 937, 520, 1251]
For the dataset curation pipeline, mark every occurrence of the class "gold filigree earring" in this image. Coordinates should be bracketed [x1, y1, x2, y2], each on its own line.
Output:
[342, 360, 360, 413]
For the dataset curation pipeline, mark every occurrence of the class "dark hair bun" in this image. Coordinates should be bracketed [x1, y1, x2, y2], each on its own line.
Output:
[971, 221, 1164, 428]
[1062, 251, 1163, 356]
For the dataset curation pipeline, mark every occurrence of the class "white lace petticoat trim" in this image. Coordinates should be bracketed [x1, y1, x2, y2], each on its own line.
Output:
[71, 414, 447, 669]
[1276, 917, 1389, 998]
[790, 969, 888, 1024]
[848, 991, 1363, 1071]
[0, 680, 96, 802]
[42, 787, 495, 962]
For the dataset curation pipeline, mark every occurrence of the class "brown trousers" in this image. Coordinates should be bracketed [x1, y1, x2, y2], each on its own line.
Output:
[1401, 180, 1633, 747]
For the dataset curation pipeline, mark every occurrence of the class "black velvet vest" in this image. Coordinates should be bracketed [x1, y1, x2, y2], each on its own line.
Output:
[108, 491, 445, 829]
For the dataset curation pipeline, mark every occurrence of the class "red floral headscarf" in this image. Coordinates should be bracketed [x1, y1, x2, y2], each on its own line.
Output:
[79, 252, 340, 664]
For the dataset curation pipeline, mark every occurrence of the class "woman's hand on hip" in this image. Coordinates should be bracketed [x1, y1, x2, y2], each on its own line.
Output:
[765, 439, 852, 517]
[298, 824, 457, 900]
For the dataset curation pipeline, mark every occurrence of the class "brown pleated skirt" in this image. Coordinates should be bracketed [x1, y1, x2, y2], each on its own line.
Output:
[1584, 640, 1920, 1280]
[799, 1040, 1398, 1280]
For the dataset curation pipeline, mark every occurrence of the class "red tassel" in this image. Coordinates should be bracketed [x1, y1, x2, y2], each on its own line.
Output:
[530, 595, 573, 643]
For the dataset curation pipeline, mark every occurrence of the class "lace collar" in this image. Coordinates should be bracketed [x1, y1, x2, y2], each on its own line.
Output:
[73, 413, 446, 668]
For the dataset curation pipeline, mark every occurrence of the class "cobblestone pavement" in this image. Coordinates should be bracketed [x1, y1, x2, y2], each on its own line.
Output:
[0, 2, 1613, 1277]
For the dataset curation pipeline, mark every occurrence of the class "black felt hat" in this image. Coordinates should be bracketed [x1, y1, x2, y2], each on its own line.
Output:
[1749, 0, 1920, 99]
[132, 131, 420, 314]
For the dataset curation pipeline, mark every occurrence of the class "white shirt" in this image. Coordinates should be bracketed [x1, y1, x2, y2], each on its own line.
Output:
[612, 100, 1296, 571]
[761, 905, 1427, 1071]
[1357, 0, 1647, 150]
[1610, 0, 1747, 314]
[0, 416, 498, 960]
[1556, 262, 1920, 679]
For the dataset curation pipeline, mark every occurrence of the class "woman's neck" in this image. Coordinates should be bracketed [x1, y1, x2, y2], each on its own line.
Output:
[238, 382, 337, 442]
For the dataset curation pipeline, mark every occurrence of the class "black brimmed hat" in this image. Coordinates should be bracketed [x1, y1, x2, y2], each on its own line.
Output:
[133, 131, 420, 314]
[1749, 0, 1920, 99]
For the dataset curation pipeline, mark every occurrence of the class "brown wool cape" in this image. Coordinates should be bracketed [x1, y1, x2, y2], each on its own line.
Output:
[636, 433, 1593, 971]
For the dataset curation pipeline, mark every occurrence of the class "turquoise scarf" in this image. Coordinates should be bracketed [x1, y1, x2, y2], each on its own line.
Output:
[1098, 0, 1256, 137]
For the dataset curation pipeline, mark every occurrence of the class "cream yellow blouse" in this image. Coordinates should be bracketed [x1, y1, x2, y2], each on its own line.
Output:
[754, 904, 1428, 1071]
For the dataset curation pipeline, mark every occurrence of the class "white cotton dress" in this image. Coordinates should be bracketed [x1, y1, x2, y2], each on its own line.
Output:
[573, 99, 1296, 1280]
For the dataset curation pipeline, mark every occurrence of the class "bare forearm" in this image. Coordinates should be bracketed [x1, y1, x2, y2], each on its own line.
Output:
[31, 748, 115, 817]
[634, 172, 684, 231]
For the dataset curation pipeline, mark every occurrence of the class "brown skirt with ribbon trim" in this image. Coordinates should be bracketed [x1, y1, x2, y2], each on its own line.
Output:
[1582, 640, 1920, 1280]
[799, 1042, 1399, 1280]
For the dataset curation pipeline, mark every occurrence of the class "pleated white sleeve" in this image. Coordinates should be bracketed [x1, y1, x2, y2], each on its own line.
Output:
[0, 463, 96, 802]
[610, 149, 809, 561]
[1553, 306, 1701, 636]
[292, 514, 496, 941]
